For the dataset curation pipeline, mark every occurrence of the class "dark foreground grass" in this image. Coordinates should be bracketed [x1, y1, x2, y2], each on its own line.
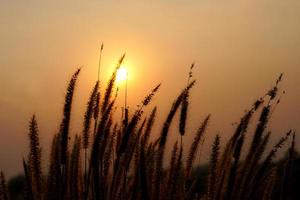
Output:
[0, 56, 297, 200]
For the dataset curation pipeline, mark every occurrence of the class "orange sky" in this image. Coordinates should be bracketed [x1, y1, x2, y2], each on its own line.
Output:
[1, 0, 300, 177]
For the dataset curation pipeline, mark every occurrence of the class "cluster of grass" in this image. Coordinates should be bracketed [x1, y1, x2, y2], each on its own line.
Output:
[0, 55, 297, 200]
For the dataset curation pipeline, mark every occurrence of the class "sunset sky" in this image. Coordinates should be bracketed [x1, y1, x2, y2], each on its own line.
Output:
[1, 0, 300, 177]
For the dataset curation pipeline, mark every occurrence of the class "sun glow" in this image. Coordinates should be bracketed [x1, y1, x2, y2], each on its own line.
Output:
[116, 66, 128, 83]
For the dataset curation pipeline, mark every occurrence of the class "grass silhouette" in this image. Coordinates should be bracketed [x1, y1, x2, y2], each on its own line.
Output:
[0, 55, 297, 200]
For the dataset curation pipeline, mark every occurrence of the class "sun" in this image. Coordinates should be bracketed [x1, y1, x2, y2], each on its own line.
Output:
[116, 66, 128, 83]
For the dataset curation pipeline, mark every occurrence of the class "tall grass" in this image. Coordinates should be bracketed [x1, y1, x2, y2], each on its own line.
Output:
[0, 57, 297, 200]
[0, 171, 8, 200]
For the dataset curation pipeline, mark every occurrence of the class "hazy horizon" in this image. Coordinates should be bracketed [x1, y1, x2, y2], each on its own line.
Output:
[1, 0, 300, 178]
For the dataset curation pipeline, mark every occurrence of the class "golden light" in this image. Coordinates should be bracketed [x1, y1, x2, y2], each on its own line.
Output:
[116, 66, 128, 83]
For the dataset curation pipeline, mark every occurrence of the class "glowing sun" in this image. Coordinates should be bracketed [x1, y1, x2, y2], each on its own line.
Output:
[116, 66, 128, 83]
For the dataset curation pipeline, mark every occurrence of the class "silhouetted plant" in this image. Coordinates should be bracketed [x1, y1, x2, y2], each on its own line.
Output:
[0, 58, 295, 200]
